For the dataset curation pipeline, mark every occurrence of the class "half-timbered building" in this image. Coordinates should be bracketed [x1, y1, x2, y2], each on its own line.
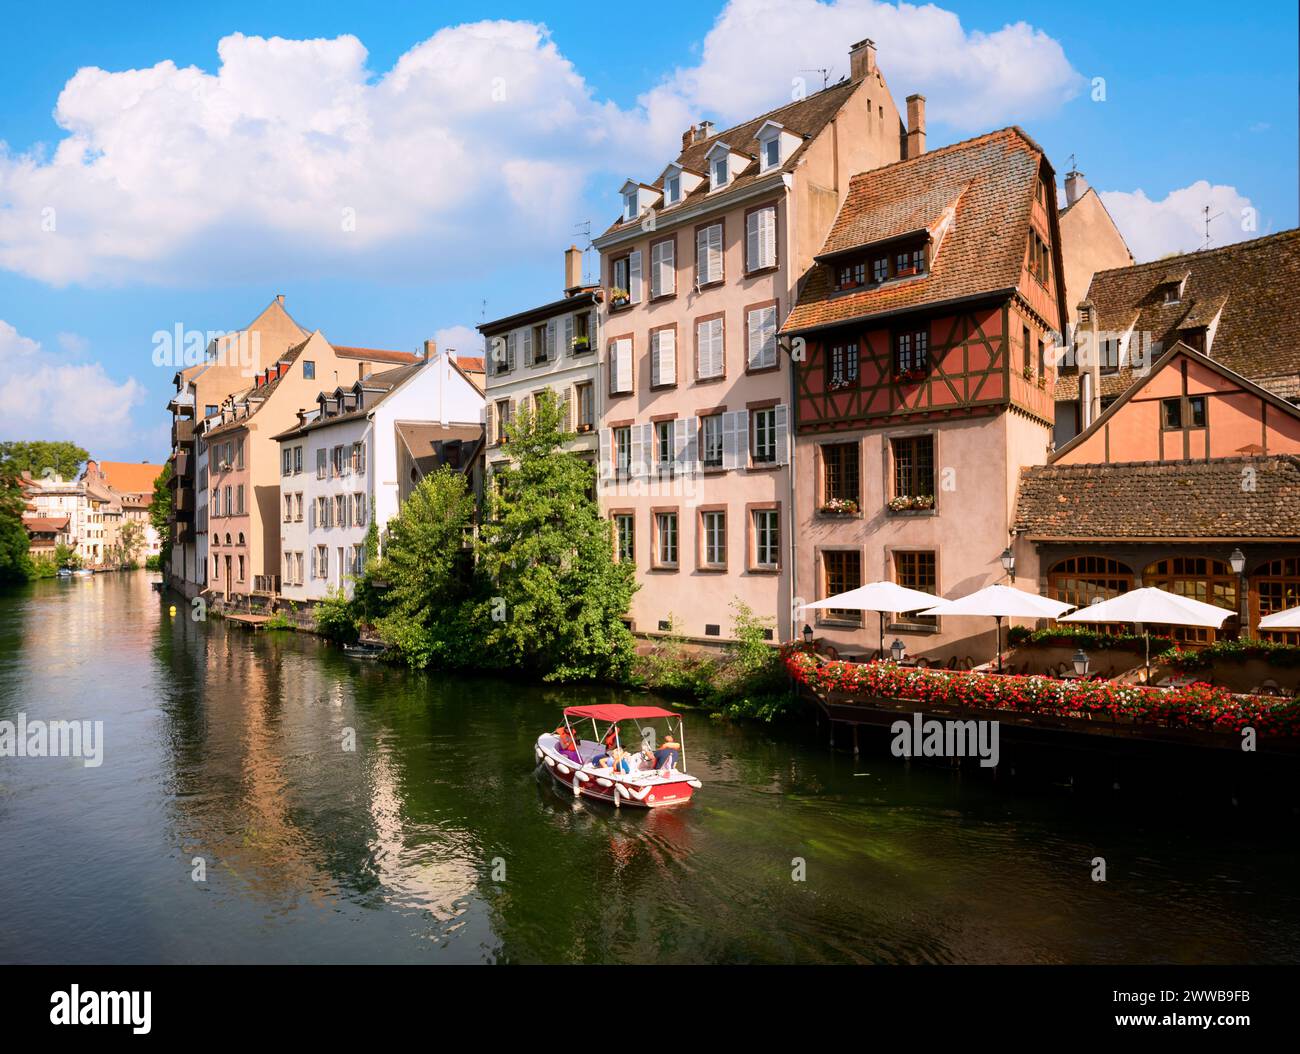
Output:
[782, 126, 1069, 660]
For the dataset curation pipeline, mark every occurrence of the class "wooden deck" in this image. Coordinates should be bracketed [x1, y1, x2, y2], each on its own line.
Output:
[224, 612, 273, 629]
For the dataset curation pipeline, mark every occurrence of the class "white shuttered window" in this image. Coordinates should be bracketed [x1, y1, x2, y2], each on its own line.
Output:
[651, 328, 676, 387]
[696, 317, 724, 380]
[609, 338, 633, 394]
[746, 205, 776, 271]
[697, 223, 723, 285]
[747, 304, 778, 369]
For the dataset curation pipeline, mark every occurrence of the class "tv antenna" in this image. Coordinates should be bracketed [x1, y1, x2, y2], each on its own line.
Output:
[800, 67, 831, 91]
[1201, 204, 1223, 250]
[575, 220, 595, 285]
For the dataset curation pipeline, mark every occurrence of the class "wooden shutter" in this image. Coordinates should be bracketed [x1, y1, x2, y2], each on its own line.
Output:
[486, 402, 496, 445]
[774, 404, 790, 466]
[650, 331, 661, 387]
[562, 387, 573, 431]
[672, 417, 688, 470]
[681, 415, 699, 475]
[699, 318, 723, 379]
[545, 318, 557, 360]
[760, 206, 776, 268]
[613, 338, 633, 394]
[562, 315, 574, 356]
[630, 423, 645, 479]
[748, 305, 777, 368]
[628, 249, 643, 304]
[657, 239, 675, 296]
[660, 328, 676, 386]
[722, 411, 743, 470]
[598, 428, 613, 481]
[696, 226, 710, 285]
[522, 327, 532, 365]
[746, 210, 760, 272]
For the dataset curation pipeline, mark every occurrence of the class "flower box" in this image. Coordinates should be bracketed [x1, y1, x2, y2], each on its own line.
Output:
[820, 498, 859, 516]
[892, 366, 928, 384]
[887, 494, 935, 512]
[571, 336, 591, 352]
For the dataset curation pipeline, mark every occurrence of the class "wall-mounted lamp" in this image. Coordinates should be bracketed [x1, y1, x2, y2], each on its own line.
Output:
[890, 638, 906, 663]
[1000, 546, 1016, 583]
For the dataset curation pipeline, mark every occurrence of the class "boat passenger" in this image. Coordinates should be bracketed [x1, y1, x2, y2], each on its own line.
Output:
[654, 733, 681, 773]
[554, 724, 581, 764]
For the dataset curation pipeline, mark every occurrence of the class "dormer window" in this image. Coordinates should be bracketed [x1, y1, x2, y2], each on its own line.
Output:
[762, 138, 780, 171]
[1163, 286, 1180, 304]
[895, 248, 925, 276]
[623, 191, 638, 222]
[665, 174, 681, 205]
[712, 156, 729, 189]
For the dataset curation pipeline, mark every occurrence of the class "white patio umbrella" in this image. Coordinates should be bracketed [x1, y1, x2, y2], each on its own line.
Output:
[1259, 604, 1300, 630]
[799, 581, 939, 658]
[1059, 586, 1234, 681]
[918, 584, 1074, 672]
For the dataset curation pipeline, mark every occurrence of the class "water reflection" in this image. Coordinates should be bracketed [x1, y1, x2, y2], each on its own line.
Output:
[1, 572, 1299, 964]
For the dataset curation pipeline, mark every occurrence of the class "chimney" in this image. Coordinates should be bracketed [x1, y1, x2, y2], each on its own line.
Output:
[1065, 169, 1089, 206]
[849, 38, 876, 80]
[906, 94, 926, 157]
[564, 245, 583, 292]
[695, 120, 715, 142]
[681, 126, 696, 152]
[276, 294, 285, 305]
[296, 408, 306, 427]
[424, 339, 436, 361]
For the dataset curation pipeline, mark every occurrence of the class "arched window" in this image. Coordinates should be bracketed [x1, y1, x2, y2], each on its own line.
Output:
[225, 533, 232, 546]
[237, 533, 245, 547]
[1048, 556, 1133, 609]
[1143, 557, 1238, 642]
[1254, 557, 1300, 643]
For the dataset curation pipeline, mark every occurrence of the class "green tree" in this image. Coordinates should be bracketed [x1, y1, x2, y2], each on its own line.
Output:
[0, 475, 34, 583]
[477, 390, 636, 681]
[119, 521, 145, 566]
[365, 466, 480, 668]
[0, 441, 89, 481]
[150, 463, 173, 571]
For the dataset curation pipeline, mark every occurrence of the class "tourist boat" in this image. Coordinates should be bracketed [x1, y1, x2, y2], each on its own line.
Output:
[57, 568, 74, 579]
[535, 704, 701, 808]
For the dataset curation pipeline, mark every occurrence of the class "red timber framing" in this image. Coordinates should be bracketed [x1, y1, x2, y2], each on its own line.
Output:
[796, 300, 1057, 433]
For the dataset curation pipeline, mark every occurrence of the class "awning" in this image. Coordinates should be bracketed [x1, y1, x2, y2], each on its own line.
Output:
[563, 704, 678, 722]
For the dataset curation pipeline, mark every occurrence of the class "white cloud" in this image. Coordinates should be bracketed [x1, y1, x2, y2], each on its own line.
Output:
[57, 331, 90, 355]
[1100, 180, 1258, 262]
[433, 324, 483, 358]
[649, 0, 1081, 130]
[0, 5, 1079, 287]
[0, 319, 147, 449]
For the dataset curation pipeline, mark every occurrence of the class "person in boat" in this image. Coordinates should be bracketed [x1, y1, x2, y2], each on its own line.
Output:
[554, 723, 581, 764]
[593, 746, 633, 774]
[654, 732, 681, 774]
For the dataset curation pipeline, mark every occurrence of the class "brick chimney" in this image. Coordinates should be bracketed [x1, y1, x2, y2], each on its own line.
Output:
[1065, 169, 1089, 206]
[906, 94, 926, 157]
[296, 408, 306, 427]
[681, 126, 696, 151]
[276, 294, 285, 305]
[564, 245, 583, 292]
[424, 339, 436, 361]
[849, 38, 876, 80]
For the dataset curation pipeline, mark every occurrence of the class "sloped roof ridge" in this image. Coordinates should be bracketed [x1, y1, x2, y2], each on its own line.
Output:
[841, 125, 1040, 190]
[1091, 228, 1300, 278]
[690, 77, 859, 154]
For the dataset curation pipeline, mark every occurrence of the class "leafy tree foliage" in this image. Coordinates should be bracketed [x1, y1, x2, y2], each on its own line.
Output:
[0, 475, 34, 583]
[477, 390, 636, 681]
[0, 441, 90, 481]
[150, 463, 173, 570]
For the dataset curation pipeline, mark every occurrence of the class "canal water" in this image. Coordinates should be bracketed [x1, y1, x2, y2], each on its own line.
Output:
[1, 571, 1298, 964]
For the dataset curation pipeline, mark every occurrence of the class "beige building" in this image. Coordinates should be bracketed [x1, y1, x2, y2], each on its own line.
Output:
[591, 37, 912, 642]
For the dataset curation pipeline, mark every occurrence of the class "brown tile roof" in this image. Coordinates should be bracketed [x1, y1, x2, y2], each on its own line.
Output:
[601, 77, 867, 238]
[456, 356, 484, 373]
[333, 345, 421, 365]
[23, 515, 69, 534]
[782, 127, 1047, 334]
[270, 361, 428, 440]
[1014, 456, 1300, 540]
[1059, 229, 1300, 401]
[204, 342, 308, 437]
[395, 421, 484, 478]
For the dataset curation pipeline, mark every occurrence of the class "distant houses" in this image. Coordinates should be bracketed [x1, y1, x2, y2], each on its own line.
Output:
[160, 32, 1300, 656]
[21, 459, 164, 567]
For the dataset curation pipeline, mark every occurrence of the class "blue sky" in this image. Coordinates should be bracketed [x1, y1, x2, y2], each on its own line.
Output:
[1, 0, 1295, 461]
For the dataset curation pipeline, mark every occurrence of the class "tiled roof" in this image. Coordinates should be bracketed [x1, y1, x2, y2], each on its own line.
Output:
[782, 127, 1047, 334]
[23, 515, 69, 533]
[271, 361, 427, 440]
[1014, 456, 1300, 540]
[204, 343, 307, 437]
[333, 345, 420, 365]
[456, 356, 485, 373]
[1060, 230, 1300, 401]
[600, 77, 866, 238]
[395, 422, 484, 478]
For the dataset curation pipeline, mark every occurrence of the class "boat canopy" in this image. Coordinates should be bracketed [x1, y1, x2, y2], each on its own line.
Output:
[563, 704, 678, 722]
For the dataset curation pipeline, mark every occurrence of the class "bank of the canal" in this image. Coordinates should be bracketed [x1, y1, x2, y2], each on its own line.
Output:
[2, 571, 1299, 964]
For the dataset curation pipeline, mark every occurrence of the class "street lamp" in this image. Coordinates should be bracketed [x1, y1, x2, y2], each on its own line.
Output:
[1228, 547, 1247, 638]
[1072, 647, 1090, 677]
[890, 638, 906, 663]
[1228, 548, 1246, 574]
[802, 623, 814, 645]
[1000, 546, 1016, 582]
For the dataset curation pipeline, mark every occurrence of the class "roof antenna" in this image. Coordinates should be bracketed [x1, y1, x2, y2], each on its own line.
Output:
[800, 67, 831, 91]
[1201, 205, 1223, 251]
[575, 219, 595, 285]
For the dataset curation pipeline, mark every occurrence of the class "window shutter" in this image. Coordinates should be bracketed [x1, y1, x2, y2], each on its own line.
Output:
[545, 318, 557, 360]
[614, 338, 633, 394]
[562, 315, 574, 356]
[699, 318, 723, 379]
[660, 328, 676, 386]
[760, 206, 776, 269]
[309, 500, 316, 529]
[697, 226, 710, 285]
[359, 441, 366, 474]
[774, 404, 790, 466]
[522, 328, 532, 365]
[486, 402, 496, 445]
[746, 211, 760, 272]
[747, 309, 762, 368]
[658, 240, 675, 297]
[650, 242, 662, 299]
[628, 250, 643, 304]
[562, 387, 573, 431]
[630, 423, 645, 479]
[672, 417, 688, 469]
[722, 411, 743, 470]
[681, 416, 699, 475]
[598, 428, 613, 481]
[650, 331, 661, 387]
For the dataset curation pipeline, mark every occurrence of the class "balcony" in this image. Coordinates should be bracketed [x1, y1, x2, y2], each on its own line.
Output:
[171, 451, 192, 481]
[175, 521, 195, 545]
[172, 418, 195, 446]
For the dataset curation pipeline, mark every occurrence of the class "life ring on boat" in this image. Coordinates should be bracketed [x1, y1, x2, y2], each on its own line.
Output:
[544, 757, 556, 768]
[557, 763, 571, 775]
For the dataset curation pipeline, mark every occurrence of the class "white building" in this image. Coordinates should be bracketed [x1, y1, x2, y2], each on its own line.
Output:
[274, 348, 484, 603]
[478, 246, 603, 482]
